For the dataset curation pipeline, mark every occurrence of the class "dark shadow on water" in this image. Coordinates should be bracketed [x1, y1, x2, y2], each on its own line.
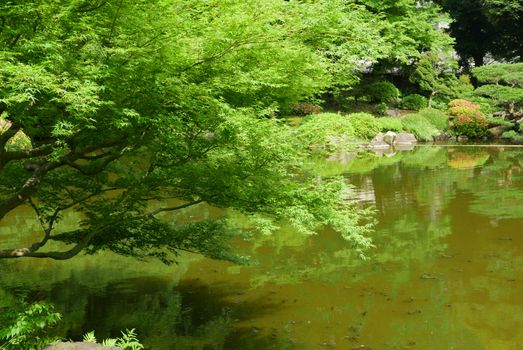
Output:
[4, 274, 288, 350]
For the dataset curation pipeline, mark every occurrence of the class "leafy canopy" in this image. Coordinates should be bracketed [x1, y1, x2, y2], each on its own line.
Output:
[0, 0, 379, 263]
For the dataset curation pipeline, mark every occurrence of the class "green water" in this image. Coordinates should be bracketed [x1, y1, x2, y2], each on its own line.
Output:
[1, 146, 523, 349]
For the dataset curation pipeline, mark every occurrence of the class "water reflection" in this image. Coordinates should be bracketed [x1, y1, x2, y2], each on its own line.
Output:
[1, 146, 523, 349]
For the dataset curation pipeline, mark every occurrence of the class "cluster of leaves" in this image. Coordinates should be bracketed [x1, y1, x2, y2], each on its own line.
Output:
[356, 81, 400, 104]
[0, 0, 383, 263]
[83, 329, 143, 350]
[435, 0, 523, 67]
[401, 94, 428, 110]
[291, 103, 322, 116]
[401, 114, 440, 141]
[376, 117, 404, 132]
[0, 302, 61, 350]
[347, 113, 381, 139]
[448, 100, 488, 138]
[414, 108, 449, 130]
[472, 63, 523, 112]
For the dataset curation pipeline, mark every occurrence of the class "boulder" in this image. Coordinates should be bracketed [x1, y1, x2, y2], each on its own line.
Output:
[370, 132, 390, 149]
[385, 109, 400, 117]
[394, 132, 417, 145]
[487, 125, 513, 138]
[433, 132, 449, 142]
[457, 135, 469, 142]
[383, 131, 397, 145]
[44, 342, 121, 350]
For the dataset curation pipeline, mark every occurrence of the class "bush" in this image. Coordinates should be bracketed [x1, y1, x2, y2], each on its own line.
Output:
[448, 99, 488, 139]
[448, 99, 480, 110]
[501, 130, 518, 139]
[375, 102, 388, 115]
[400, 94, 428, 110]
[376, 117, 403, 132]
[0, 302, 62, 350]
[292, 102, 322, 116]
[415, 108, 449, 130]
[365, 81, 400, 104]
[298, 113, 357, 150]
[347, 112, 380, 140]
[401, 114, 439, 141]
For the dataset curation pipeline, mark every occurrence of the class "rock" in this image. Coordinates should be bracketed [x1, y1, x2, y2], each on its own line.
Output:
[394, 132, 417, 145]
[385, 108, 400, 117]
[457, 135, 469, 142]
[370, 132, 390, 149]
[44, 343, 121, 350]
[383, 131, 397, 145]
[487, 125, 513, 138]
[433, 132, 449, 142]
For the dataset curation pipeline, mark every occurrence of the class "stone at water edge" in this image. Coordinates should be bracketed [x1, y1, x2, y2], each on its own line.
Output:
[383, 131, 397, 145]
[370, 132, 390, 149]
[43, 342, 122, 350]
[394, 132, 417, 145]
[487, 125, 512, 138]
[433, 132, 449, 142]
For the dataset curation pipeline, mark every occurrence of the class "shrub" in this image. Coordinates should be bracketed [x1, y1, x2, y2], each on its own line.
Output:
[415, 108, 449, 130]
[375, 102, 389, 115]
[0, 302, 62, 350]
[501, 130, 518, 139]
[448, 99, 480, 110]
[401, 114, 439, 141]
[485, 116, 514, 128]
[298, 113, 357, 150]
[448, 100, 488, 138]
[292, 102, 322, 116]
[365, 81, 400, 104]
[347, 112, 380, 140]
[400, 94, 428, 110]
[376, 117, 403, 132]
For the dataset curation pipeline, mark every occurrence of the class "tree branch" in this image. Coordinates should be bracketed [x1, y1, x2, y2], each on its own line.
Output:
[148, 199, 203, 216]
[0, 228, 97, 260]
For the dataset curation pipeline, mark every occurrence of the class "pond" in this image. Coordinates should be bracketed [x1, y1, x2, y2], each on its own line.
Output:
[1, 145, 523, 350]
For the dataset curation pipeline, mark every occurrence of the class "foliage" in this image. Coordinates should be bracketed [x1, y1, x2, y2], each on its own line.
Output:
[415, 108, 449, 130]
[84, 329, 144, 350]
[448, 101, 488, 139]
[401, 114, 440, 141]
[0, 0, 374, 262]
[0, 302, 61, 350]
[297, 113, 356, 151]
[435, 0, 523, 66]
[376, 117, 404, 132]
[449, 99, 481, 110]
[473, 63, 523, 111]
[362, 81, 400, 104]
[409, 52, 470, 104]
[375, 102, 389, 115]
[296, 0, 453, 92]
[485, 116, 515, 128]
[291, 103, 322, 116]
[401, 94, 428, 110]
[501, 130, 523, 142]
[347, 113, 381, 140]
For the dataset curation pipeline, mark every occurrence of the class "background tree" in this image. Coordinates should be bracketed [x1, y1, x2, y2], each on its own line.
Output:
[473, 63, 523, 119]
[435, 0, 523, 69]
